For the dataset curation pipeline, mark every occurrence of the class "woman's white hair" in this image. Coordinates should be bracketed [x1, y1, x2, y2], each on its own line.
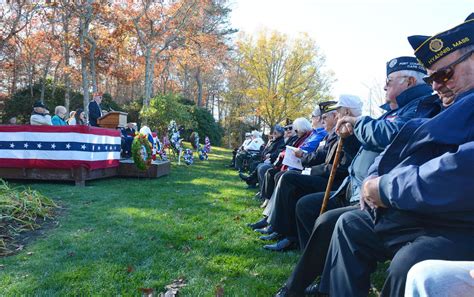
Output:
[292, 117, 312, 133]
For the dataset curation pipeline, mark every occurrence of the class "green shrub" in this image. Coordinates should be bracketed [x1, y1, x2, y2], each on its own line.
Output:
[3, 82, 83, 124]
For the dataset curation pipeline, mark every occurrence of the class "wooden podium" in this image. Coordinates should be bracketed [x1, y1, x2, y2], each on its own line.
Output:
[97, 111, 128, 128]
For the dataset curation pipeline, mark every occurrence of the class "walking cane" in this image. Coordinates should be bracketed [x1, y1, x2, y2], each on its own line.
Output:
[320, 138, 344, 215]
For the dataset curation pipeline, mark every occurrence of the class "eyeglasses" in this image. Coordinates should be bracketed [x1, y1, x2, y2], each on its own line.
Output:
[423, 50, 474, 85]
[385, 75, 409, 87]
[284, 126, 293, 131]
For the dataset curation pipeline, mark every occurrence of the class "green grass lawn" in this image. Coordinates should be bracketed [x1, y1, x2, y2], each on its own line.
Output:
[0, 146, 302, 296]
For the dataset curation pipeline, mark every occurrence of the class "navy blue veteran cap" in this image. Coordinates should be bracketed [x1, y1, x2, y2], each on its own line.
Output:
[408, 13, 474, 68]
[386, 56, 427, 76]
[273, 124, 284, 134]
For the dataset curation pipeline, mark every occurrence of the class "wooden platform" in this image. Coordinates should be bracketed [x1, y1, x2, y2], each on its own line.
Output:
[117, 159, 171, 178]
[0, 160, 170, 186]
[0, 166, 118, 186]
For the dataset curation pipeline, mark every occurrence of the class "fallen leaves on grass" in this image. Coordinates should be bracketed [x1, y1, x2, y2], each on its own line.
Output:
[196, 235, 204, 240]
[215, 285, 224, 297]
[159, 277, 187, 297]
[127, 265, 134, 273]
[139, 287, 154, 297]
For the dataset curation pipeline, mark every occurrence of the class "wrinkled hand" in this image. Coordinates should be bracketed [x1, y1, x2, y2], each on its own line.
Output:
[294, 149, 304, 158]
[336, 116, 357, 138]
[361, 176, 387, 210]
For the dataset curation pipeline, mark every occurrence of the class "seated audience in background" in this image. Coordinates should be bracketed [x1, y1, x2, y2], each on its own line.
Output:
[30, 101, 52, 125]
[256, 115, 324, 213]
[121, 122, 136, 158]
[405, 260, 474, 297]
[228, 132, 252, 168]
[68, 108, 86, 125]
[51, 106, 68, 126]
[258, 109, 327, 207]
[8, 117, 17, 125]
[239, 124, 286, 188]
[67, 111, 76, 125]
[235, 130, 265, 171]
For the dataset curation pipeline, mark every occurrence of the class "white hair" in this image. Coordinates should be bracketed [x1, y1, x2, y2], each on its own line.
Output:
[292, 117, 312, 133]
[392, 70, 426, 86]
[55, 106, 66, 115]
[339, 106, 362, 117]
[140, 125, 152, 136]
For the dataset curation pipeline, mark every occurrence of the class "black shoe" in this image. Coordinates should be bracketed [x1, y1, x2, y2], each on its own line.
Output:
[274, 286, 304, 297]
[259, 232, 281, 241]
[255, 225, 273, 234]
[239, 172, 250, 181]
[304, 283, 320, 296]
[254, 192, 262, 200]
[263, 238, 297, 252]
[247, 217, 268, 230]
[246, 184, 257, 189]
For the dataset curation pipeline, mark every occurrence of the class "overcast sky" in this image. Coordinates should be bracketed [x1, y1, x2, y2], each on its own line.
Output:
[230, 0, 473, 113]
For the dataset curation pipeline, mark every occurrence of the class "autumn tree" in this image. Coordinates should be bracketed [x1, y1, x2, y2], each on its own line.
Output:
[235, 30, 333, 129]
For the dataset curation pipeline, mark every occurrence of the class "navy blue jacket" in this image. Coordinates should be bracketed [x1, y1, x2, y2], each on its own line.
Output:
[88, 101, 102, 127]
[369, 89, 474, 231]
[343, 84, 436, 202]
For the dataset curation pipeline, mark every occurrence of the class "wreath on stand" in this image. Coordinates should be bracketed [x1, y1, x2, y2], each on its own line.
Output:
[132, 133, 152, 170]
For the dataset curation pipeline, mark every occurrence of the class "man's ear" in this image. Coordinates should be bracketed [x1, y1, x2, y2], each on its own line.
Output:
[408, 76, 417, 87]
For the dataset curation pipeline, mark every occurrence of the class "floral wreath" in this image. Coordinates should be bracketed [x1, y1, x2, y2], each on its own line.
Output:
[132, 133, 153, 170]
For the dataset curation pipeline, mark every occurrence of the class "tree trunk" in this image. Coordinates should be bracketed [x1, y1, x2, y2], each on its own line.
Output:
[143, 45, 153, 108]
[88, 36, 97, 93]
[195, 67, 203, 107]
[62, 10, 71, 111]
[79, 16, 90, 119]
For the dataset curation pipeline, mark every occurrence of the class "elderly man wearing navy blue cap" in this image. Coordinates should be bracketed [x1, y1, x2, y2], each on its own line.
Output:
[312, 13, 474, 297]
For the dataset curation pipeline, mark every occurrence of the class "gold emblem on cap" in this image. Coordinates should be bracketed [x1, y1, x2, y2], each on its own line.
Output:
[429, 39, 444, 52]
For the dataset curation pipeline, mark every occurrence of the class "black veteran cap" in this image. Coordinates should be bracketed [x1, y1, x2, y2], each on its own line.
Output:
[319, 100, 338, 114]
[408, 13, 474, 68]
[386, 56, 427, 76]
[33, 100, 47, 109]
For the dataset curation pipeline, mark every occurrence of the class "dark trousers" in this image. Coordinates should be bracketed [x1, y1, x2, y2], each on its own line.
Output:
[319, 210, 474, 297]
[270, 172, 342, 242]
[261, 168, 288, 200]
[286, 204, 358, 294]
[230, 148, 237, 166]
[234, 151, 247, 170]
